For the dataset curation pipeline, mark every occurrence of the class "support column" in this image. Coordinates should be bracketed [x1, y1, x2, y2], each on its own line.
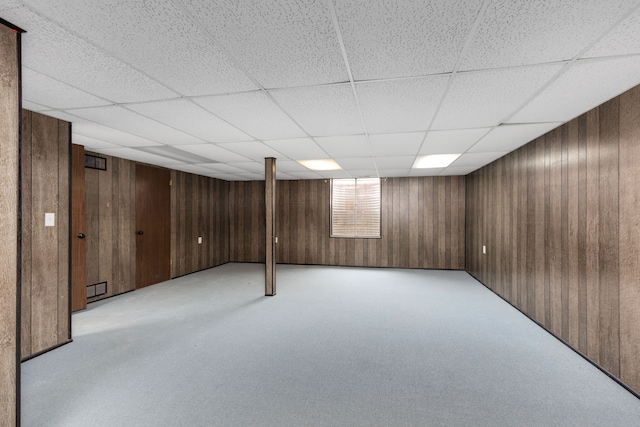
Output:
[0, 18, 23, 427]
[265, 157, 276, 296]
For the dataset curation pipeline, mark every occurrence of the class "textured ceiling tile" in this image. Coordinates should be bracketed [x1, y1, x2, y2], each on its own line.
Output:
[449, 151, 508, 168]
[71, 106, 204, 145]
[264, 138, 328, 160]
[314, 170, 351, 179]
[164, 163, 215, 176]
[193, 92, 305, 140]
[460, 0, 639, 70]
[357, 77, 448, 134]
[3, 8, 177, 103]
[270, 84, 364, 136]
[95, 147, 179, 165]
[408, 168, 445, 177]
[469, 123, 561, 153]
[285, 171, 323, 180]
[127, 99, 252, 143]
[334, 157, 377, 170]
[181, 0, 348, 88]
[347, 169, 379, 178]
[315, 135, 370, 158]
[440, 166, 478, 176]
[176, 144, 251, 163]
[369, 132, 425, 156]
[72, 122, 161, 147]
[217, 141, 285, 161]
[72, 133, 121, 150]
[509, 56, 640, 124]
[275, 160, 313, 173]
[420, 128, 491, 155]
[378, 168, 411, 177]
[22, 68, 110, 109]
[374, 156, 414, 169]
[21, 100, 49, 111]
[19, 0, 257, 96]
[193, 163, 247, 174]
[0, 1, 22, 9]
[209, 173, 250, 181]
[433, 65, 562, 129]
[226, 162, 266, 174]
[35, 110, 87, 124]
[585, 7, 640, 58]
[276, 171, 296, 180]
[335, 0, 483, 80]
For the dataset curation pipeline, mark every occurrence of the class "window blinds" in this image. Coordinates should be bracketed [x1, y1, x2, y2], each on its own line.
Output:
[331, 178, 381, 238]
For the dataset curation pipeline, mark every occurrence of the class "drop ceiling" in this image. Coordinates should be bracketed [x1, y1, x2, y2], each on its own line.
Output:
[3, 0, 640, 181]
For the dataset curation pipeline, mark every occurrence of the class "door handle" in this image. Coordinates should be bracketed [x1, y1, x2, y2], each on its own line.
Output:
[77, 233, 85, 239]
[136, 230, 144, 236]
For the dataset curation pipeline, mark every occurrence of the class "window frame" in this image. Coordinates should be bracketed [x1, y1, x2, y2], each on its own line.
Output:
[330, 178, 381, 239]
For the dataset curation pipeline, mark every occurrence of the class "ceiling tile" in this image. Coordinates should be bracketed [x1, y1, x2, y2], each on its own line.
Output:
[283, 171, 323, 180]
[508, 56, 640, 123]
[316, 135, 370, 158]
[347, 169, 379, 178]
[22, 68, 110, 109]
[459, 0, 639, 70]
[449, 152, 508, 168]
[176, 144, 251, 163]
[193, 92, 305, 140]
[275, 160, 313, 173]
[379, 169, 411, 177]
[335, 157, 377, 170]
[226, 162, 266, 173]
[3, 7, 177, 103]
[209, 173, 251, 181]
[72, 133, 121, 150]
[433, 65, 563, 129]
[408, 168, 445, 177]
[70, 106, 204, 145]
[181, 0, 348, 88]
[585, 7, 640, 58]
[420, 128, 491, 155]
[270, 84, 364, 136]
[374, 156, 415, 169]
[264, 138, 328, 160]
[469, 123, 561, 153]
[94, 147, 178, 165]
[335, 0, 484, 80]
[36, 110, 88, 124]
[193, 163, 247, 174]
[134, 146, 216, 163]
[164, 163, 215, 176]
[127, 99, 252, 143]
[357, 77, 449, 134]
[22, 100, 49, 112]
[276, 171, 297, 180]
[314, 170, 351, 179]
[440, 166, 478, 176]
[217, 142, 284, 162]
[19, 0, 258, 96]
[369, 132, 425, 156]
[72, 121, 160, 147]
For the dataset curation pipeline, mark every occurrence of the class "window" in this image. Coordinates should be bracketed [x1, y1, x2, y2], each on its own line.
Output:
[331, 178, 381, 238]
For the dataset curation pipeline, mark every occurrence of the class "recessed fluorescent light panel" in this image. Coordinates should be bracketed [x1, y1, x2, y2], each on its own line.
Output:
[413, 154, 461, 169]
[298, 159, 342, 171]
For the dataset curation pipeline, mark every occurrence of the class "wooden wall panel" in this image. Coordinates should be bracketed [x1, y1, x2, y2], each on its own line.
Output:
[84, 152, 136, 303]
[232, 177, 465, 269]
[619, 85, 640, 392]
[170, 170, 230, 277]
[465, 83, 640, 394]
[0, 24, 19, 425]
[230, 181, 265, 263]
[20, 110, 71, 359]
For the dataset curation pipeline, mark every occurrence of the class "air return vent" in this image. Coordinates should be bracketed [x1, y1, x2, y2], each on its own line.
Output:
[85, 153, 107, 171]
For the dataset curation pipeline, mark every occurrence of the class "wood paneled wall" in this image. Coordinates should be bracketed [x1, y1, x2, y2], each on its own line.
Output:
[229, 180, 265, 262]
[21, 110, 71, 359]
[0, 23, 20, 426]
[84, 151, 136, 303]
[466, 85, 640, 394]
[170, 171, 229, 277]
[230, 177, 466, 269]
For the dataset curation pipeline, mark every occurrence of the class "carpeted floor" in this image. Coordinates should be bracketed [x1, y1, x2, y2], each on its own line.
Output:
[21, 263, 640, 426]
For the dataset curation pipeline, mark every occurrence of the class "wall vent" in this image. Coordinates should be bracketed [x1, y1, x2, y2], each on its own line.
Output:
[87, 281, 107, 298]
[85, 153, 107, 171]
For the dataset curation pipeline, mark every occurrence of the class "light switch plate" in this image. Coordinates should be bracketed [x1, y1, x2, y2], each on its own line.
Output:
[45, 213, 55, 227]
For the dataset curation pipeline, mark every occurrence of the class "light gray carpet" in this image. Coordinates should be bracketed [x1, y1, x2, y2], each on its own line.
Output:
[21, 263, 640, 426]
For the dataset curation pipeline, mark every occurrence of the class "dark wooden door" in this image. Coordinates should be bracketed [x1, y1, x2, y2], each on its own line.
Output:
[135, 164, 170, 289]
[71, 144, 87, 311]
